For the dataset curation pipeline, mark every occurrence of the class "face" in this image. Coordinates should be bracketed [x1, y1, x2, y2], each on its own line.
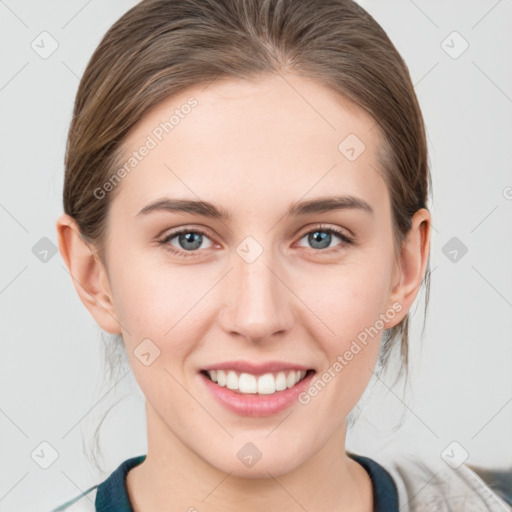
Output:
[96, 73, 405, 477]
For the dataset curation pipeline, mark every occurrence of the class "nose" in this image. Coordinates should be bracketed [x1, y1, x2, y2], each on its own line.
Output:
[218, 245, 295, 343]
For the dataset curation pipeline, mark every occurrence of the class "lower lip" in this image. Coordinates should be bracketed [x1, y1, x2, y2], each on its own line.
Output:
[199, 370, 315, 417]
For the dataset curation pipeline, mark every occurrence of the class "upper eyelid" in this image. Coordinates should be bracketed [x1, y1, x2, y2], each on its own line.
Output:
[297, 224, 351, 237]
[161, 227, 216, 247]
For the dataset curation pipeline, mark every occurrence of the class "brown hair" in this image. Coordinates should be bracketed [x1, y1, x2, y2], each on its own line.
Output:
[64, 0, 431, 399]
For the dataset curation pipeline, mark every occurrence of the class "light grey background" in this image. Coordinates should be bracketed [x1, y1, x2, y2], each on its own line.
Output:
[1, 1, 511, 511]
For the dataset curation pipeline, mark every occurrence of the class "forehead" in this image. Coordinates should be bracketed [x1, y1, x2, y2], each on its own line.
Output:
[113, 73, 387, 216]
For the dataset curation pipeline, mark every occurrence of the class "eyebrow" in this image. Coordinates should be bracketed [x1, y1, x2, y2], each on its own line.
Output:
[136, 195, 374, 219]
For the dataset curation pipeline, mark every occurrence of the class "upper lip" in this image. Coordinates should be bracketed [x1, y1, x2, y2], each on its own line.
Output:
[201, 360, 313, 376]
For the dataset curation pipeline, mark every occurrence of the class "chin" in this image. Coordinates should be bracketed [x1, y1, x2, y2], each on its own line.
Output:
[203, 443, 306, 479]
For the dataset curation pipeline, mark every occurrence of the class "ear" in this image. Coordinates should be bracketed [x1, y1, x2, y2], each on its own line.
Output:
[385, 208, 431, 328]
[56, 213, 122, 334]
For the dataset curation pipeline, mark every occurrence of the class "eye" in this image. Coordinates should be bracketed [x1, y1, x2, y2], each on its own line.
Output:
[158, 228, 215, 257]
[158, 224, 355, 258]
[296, 224, 354, 252]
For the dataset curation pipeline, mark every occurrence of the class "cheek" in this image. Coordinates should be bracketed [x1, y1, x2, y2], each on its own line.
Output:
[295, 253, 395, 401]
[108, 255, 219, 366]
[108, 262, 205, 413]
[299, 257, 393, 344]
[296, 264, 391, 415]
[108, 258, 183, 339]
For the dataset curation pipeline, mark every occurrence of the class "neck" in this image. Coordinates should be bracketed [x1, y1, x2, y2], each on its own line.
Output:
[126, 402, 373, 512]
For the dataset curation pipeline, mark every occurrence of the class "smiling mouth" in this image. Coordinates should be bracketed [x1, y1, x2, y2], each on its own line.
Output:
[200, 369, 315, 395]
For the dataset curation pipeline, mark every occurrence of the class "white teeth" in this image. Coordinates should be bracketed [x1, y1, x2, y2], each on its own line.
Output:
[275, 371, 287, 391]
[206, 369, 308, 395]
[257, 373, 275, 395]
[238, 373, 257, 393]
[217, 369, 226, 387]
[226, 370, 239, 390]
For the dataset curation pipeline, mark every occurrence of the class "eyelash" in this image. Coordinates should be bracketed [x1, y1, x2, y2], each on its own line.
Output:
[158, 224, 355, 258]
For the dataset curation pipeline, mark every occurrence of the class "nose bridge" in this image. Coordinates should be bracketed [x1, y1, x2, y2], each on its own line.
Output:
[221, 240, 292, 340]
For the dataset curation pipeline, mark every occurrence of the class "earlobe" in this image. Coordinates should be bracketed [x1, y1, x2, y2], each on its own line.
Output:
[386, 208, 431, 328]
[56, 213, 122, 334]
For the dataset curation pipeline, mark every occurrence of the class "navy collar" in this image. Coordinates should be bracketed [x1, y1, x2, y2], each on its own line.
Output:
[348, 452, 399, 511]
[95, 454, 146, 511]
[95, 452, 398, 511]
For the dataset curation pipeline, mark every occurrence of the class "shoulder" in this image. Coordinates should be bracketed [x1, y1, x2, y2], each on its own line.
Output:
[49, 485, 98, 511]
[371, 445, 512, 512]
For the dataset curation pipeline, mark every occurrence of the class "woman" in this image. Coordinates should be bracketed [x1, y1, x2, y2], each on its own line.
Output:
[53, 0, 510, 510]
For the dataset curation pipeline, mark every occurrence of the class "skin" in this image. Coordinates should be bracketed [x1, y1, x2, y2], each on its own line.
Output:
[57, 72, 431, 511]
